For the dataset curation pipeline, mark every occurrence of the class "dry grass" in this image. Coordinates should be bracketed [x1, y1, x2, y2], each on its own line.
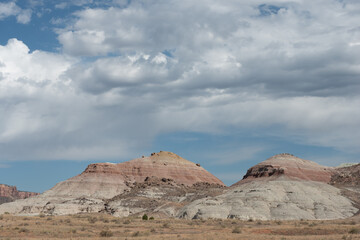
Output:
[0, 213, 360, 239]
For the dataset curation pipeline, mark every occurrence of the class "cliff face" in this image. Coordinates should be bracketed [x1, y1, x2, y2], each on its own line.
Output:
[0, 184, 39, 204]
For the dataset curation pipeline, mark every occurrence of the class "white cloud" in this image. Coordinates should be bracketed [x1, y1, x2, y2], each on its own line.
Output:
[0, 2, 32, 24]
[1, 1, 360, 162]
[16, 9, 32, 24]
[0, 2, 19, 19]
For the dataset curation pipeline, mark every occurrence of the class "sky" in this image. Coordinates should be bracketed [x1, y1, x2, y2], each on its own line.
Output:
[0, 0, 360, 193]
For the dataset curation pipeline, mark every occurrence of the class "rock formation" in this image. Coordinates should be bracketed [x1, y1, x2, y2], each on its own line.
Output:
[1, 152, 359, 221]
[331, 163, 360, 186]
[103, 176, 226, 218]
[42, 151, 224, 199]
[0, 184, 38, 204]
[330, 163, 360, 213]
[179, 154, 358, 220]
[236, 153, 335, 184]
[0, 151, 225, 216]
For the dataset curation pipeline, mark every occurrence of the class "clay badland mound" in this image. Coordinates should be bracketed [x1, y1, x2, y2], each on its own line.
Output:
[179, 154, 358, 220]
[233, 153, 335, 185]
[45, 151, 224, 199]
[0, 151, 225, 216]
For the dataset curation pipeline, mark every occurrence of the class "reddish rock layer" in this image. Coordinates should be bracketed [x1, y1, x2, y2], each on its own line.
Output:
[44, 151, 225, 199]
[83, 151, 224, 186]
[233, 153, 335, 186]
[0, 184, 39, 204]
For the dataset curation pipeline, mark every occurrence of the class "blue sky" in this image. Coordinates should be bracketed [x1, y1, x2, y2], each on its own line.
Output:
[1, 0, 360, 192]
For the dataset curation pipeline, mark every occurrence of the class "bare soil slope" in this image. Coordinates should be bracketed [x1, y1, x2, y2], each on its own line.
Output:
[179, 154, 358, 220]
[0, 151, 225, 216]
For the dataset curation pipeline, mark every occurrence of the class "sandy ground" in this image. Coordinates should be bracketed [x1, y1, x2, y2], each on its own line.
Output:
[1, 213, 360, 239]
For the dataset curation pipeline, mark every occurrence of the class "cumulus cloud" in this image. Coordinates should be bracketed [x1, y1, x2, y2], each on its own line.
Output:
[0, 2, 32, 24]
[1, 0, 360, 162]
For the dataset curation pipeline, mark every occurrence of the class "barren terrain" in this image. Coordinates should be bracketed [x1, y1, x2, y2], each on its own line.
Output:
[1, 213, 360, 239]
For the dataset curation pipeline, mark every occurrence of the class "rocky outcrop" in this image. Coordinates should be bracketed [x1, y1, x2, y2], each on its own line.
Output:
[235, 153, 335, 185]
[0, 151, 225, 216]
[103, 176, 226, 218]
[179, 154, 359, 220]
[0, 184, 39, 204]
[331, 163, 360, 186]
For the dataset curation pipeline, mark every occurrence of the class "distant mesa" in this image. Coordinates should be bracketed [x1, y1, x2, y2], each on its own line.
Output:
[0, 184, 39, 204]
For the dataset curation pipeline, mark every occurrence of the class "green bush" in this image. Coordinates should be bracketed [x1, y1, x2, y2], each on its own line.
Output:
[149, 216, 154, 220]
[142, 214, 148, 220]
[232, 227, 242, 233]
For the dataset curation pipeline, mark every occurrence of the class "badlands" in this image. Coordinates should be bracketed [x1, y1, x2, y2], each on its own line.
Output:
[0, 151, 359, 222]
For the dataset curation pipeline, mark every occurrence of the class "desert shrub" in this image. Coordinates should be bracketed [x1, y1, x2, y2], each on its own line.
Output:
[149, 216, 154, 220]
[162, 223, 170, 228]
[132, 231, 140, 237]
[232, 227, 242, 233]
[0, 215, 3, 220]
[39, 213, 45, 218]
[18, 228, 29, 233]
[308, 222, 317, 227]
[88, 217, 97, 224]
[111, 219, 120, 224]
[142, 214, 148, 220]
[349, 228, 359, 234]
[71, 229, 77, 234]
[150, 228, 156, 233]
[99, 230, 113, 237]
[247, 218, 253, 222]
[123, 219, 131, 224]
[103, 219, 109, 223]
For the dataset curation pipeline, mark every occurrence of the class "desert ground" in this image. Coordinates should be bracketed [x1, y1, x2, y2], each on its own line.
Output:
[0, 213, 360, 240]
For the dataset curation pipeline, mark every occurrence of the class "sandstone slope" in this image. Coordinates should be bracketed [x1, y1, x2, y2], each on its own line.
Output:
[179, 154, 358, 220]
